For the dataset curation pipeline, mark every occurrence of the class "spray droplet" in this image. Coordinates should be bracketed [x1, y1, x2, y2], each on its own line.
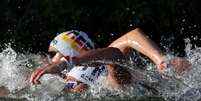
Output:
[182, 19, 186, 22]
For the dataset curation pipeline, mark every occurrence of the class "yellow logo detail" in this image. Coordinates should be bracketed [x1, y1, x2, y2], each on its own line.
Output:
[62, 35, 86, 54]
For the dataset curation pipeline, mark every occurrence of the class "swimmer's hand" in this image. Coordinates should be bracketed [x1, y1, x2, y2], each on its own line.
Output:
[159, 57, 192, 75]
[30, 64, 66, 85]
[169, 57, 192, 74]
[30, 66, 47, 84]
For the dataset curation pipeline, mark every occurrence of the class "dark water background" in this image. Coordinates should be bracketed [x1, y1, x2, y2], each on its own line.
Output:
[0, 0, 201, 54]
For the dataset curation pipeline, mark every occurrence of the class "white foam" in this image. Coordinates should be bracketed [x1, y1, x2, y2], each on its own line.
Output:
[1, 39, 201, 101]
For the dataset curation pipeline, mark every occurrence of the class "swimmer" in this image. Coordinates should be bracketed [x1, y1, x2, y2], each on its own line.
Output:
[30, 28, 192, 93]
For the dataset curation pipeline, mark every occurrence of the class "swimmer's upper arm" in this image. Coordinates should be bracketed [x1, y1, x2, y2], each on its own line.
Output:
[72, 47, 126, 66]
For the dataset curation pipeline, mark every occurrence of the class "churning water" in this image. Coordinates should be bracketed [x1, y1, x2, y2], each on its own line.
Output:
[0, 39, 201, 101]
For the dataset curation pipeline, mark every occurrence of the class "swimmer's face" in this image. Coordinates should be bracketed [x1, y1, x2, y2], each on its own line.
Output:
[51, 52, 64, 63]
[48, 46, 78, 63]
[48, 46, 64, 63]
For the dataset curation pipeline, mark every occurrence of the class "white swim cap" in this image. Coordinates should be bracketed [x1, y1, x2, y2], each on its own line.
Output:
[49, 30, 95, 57]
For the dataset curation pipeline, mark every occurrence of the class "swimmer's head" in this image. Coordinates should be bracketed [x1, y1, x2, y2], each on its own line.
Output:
[48, 30, 95, 62]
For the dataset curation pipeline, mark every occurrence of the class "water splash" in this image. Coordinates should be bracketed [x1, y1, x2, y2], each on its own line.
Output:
[0, 47, 30, 92]
[0, 45, 160, 101]
[1, 40, 201, 101]
[153, 38, 201, 101]
[0, 46, 67, 101]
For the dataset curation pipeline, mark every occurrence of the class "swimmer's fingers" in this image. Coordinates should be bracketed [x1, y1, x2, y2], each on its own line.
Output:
[30, 68, 46, 84]
[30, 69, 39, 84]
[30, 66, 66, 84]
[33, 69, 46, 84]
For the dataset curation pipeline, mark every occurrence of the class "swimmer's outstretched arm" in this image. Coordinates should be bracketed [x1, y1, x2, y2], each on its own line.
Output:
[67, 28, 164, 69]
[71, 28, 189, 71]
[108, 28, 191, 73]
[70, 28, 164, 69]
[108, 28, 164, 70]
[71, 28, 191, 74]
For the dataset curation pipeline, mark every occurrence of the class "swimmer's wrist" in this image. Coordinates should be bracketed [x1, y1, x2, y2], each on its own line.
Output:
[158, 60, 168, 71]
